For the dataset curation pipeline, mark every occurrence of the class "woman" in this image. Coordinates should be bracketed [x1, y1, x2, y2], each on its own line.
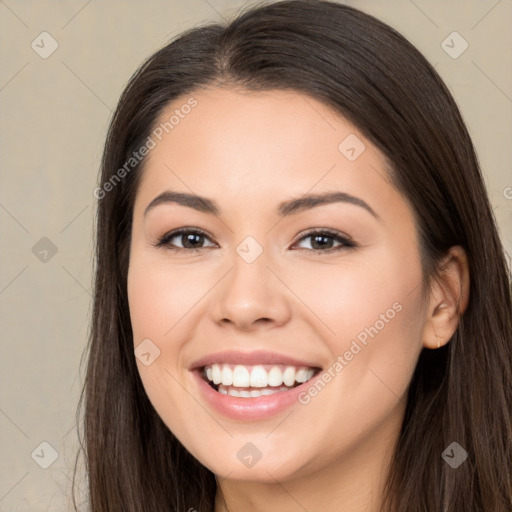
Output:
[73, 1, 512, 510]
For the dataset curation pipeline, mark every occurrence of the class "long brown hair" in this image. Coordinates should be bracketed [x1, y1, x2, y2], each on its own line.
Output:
[72, 1, 512, 510]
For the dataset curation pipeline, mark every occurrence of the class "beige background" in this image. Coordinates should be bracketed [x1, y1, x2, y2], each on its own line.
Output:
[0, 0, 510, 510]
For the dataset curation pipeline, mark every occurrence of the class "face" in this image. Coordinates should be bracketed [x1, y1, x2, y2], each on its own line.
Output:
[127, 87, 429, 483]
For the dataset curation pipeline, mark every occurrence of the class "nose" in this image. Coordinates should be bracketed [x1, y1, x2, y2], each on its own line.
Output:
[210, 249, 292, 332]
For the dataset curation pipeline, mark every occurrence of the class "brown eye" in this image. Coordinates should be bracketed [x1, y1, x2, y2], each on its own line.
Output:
[155, 228, 216, 252]
[292, 230, 356, 253]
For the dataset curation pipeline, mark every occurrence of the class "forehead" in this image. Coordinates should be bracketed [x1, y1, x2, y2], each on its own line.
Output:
[134, 87, 406, 222]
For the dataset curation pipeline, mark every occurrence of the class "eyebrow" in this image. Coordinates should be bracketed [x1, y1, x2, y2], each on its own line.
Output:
[143, 190, 380, 220]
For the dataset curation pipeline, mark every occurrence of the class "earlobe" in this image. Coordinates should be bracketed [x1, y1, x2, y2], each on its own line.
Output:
[423, 301, 458, 350]
[421, 246, 470, 350]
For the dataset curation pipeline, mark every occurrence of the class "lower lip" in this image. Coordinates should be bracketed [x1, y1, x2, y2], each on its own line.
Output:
[192, 369, 317, 421]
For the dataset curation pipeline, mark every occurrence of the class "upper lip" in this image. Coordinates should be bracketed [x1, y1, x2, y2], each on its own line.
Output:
[189, 350, 322, 370]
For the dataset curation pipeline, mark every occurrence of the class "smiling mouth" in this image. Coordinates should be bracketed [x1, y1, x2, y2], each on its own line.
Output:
[201, 363, 321, 398]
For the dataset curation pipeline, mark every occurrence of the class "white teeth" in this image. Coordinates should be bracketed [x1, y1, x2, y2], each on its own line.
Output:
[249, 365, 268, 387]
[233, 365, 250, 387]
[267, 366, 283, 387]
[298, 368, 315, 382]
[212, 364, 222, 385]
[203, 363, 317, 389]
[283, 366, 295, 386]
[295, 368, 308, 383]
[221, 366, 233, 386]
[218, 384, 288, 398]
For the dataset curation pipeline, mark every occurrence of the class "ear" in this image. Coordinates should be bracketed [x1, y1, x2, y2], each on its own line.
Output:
[422, 245, 470, 350]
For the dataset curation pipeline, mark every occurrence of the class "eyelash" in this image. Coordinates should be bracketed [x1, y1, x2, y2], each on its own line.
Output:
[154, 227, 357, 254]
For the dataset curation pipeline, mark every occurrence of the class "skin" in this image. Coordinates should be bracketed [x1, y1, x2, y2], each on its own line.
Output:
[127, 87, 469, 512]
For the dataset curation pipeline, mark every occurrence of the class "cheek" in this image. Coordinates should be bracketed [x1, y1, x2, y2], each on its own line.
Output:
[282, 245, 423, 346]
[278, 254, 425, 466]
[287, 244, 425, 405]
[127, 253, 210, 343]
[127, 255, 210, 436]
